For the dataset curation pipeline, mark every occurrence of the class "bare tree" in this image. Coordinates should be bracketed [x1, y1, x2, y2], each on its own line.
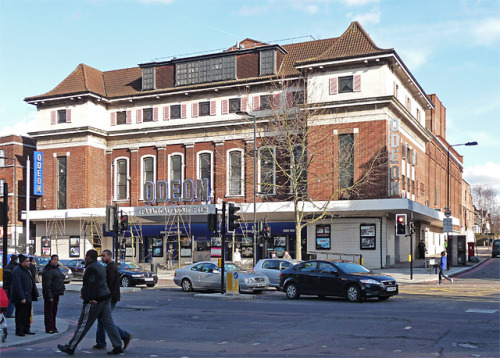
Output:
[472, 184, 498, 233]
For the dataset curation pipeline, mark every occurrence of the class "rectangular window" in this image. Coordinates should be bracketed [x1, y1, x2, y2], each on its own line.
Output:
[117, 159, 127, 200]
[57, 156, 67, 209]
[228, 151, 242, 196]
[292, 145, 307, 195]
[0, 179, 4, 196]
[199, 101, 210, 117]
[175, 56, 236, 86]
[260, 50, 275, 76]
[57, 109, 67, 124]
[0, 150, 4, 167]
[117, 111, 127, 125]
[170, 155, 182, 182]
[339, 76, 354, 93]
[229, 98, 241, 113]
[142, 67, 155, 91]
[434, 187, 438, 205]
[198, 153, 212, 183]
[143, 157, 154, 183]
[293, 91, 305, 106]
[338, 134, 354, 189]
[259, 147, 275, 195]
[143, 108, 153, 122]
[260, 95, 273, 110]
[170, 105, 181, 119]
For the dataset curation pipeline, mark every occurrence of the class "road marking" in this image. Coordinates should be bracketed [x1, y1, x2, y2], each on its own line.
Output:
[404, 326, 411, 330]
[465, 309, 498, 313]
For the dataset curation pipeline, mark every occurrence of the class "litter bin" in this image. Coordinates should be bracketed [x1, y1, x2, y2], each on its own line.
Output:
[467, 242, 475, 261]
[150, 263, 157, 273]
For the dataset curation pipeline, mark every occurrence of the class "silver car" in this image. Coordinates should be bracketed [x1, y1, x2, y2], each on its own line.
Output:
[174, 261, 270, 293]
[253, 259, 296, 288]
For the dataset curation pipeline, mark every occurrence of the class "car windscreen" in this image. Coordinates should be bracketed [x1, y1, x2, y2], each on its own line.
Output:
[121, 262, 141, 269]
[334, 262, 370, 274]
[493, 241, 500, 248]
[37, 257, 50, 266]
[224, 263, 244, 272]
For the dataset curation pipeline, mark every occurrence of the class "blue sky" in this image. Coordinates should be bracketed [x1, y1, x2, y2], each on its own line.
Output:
[0, 0, 499, 196]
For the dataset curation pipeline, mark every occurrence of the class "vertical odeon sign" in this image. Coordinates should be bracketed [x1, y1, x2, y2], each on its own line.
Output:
[34, 151, 43, 196]
[389, 118, 400, 196]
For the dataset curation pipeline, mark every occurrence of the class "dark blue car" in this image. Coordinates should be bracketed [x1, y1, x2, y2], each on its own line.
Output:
[118, 261, 158, 288]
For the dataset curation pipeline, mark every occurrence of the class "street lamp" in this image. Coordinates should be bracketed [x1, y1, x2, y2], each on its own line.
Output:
[236, 110, 258, 266]
[446, 141, 478, 210]
[0, 155, 18, 254]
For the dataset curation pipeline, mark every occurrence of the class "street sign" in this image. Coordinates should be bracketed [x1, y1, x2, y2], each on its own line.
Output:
[443, 218, 453, 233]
[444, 209, 452, 218]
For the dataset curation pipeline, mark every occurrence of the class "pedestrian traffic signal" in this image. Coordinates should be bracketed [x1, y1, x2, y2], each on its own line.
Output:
[227, 202, 240, 232]
[207, 209, 218, 233]
[395, 214, 407, 236]
[119, 214, 129, 232]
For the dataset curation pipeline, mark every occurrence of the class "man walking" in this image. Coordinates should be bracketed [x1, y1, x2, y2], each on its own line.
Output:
[2, 255, 18, 318]
[9, 254, 36, 336]
[58, 250, 123, 355]
[94, 250, 132, 351]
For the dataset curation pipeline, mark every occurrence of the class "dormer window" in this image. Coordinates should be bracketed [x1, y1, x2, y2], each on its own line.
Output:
[142, 67, 156, 91]
[260, 50, 275, 76]
[175, 56, 236, 86]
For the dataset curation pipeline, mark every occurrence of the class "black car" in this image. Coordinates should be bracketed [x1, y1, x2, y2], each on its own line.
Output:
[118, 261, 158, 288]
[61, 259, 86, 280]
[279, 260, 398, 302]
[32, 256, 73, 284]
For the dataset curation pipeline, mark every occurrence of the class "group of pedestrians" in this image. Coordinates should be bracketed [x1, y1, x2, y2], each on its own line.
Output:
[2, 249, 132, 355]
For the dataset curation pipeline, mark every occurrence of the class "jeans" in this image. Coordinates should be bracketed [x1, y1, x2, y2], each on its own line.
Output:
[96, 302, 130, 347]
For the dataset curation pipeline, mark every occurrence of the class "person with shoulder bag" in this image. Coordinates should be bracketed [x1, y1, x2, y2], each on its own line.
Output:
[42, 254, 66, 333]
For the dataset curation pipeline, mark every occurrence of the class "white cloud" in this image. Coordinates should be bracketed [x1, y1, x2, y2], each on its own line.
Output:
[340, 0, 379, 7]
[137, 0, 175, 4]
[464, 162, 500, 192]
[0, 113, 36, 137]
[235, 5, 269, 17]
[350, 9, 380, 25]
[474, 17, 500, 46]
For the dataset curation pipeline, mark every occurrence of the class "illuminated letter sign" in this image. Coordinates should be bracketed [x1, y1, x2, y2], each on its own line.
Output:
[143, 178, 210, 204]
[34, 151, 43, 196]
[389, 118, 400, 197]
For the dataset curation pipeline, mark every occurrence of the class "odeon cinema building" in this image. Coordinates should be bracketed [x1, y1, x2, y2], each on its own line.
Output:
[24, 22, 467, 269]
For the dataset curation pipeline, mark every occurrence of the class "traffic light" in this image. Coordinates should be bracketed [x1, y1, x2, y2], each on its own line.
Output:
[395, 214, 407, 236]
[105, 205, 116, 232]
[207, 209, 218, 233]
[262, 220, 271, 240]
[119, 214, 129, 232]
[227, 202, 240, 232]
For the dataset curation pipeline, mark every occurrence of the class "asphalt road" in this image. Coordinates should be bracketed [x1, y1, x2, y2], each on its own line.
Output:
[3, 258, 499, 357]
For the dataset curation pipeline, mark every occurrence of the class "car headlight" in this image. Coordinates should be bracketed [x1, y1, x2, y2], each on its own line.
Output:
[67, 269, 72, 274]
[244, 277, 256, 284]
[132, 274, 143, 278]
[359, 279, 382, 286]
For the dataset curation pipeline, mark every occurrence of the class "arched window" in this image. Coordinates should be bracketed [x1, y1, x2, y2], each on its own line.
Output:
[227, 149, 243, 196]
[140, 155, 156, 199]
[114, 157, 129, 201]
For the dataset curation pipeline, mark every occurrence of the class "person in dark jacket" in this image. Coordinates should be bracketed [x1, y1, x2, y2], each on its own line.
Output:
[9, 254, 37, 336]
[58, 249, 123, 355]
[42, 254, 65, 333]
[3, 255, 18, 318]
[94, 250, 132, 350]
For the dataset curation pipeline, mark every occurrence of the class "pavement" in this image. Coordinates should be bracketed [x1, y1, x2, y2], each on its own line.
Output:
[0, 246, 493, 348]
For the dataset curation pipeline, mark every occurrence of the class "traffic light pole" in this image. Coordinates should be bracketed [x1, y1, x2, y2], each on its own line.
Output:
[114, 205, 119, 261]
[2, 182, 8, 269]
[220, 201, 226, 294]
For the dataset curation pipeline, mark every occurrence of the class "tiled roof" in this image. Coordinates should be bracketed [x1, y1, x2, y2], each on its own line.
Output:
[25, 22, 392, 102]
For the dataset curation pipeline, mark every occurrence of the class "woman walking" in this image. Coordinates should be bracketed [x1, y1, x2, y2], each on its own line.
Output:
[42, 255, 66, 333]
[438, 251, 453, 285]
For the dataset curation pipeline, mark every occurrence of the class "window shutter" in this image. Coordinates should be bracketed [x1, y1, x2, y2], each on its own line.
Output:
[286, 92, 293, 107]
[51, 111, 56, 125]
[181, 104, 187, 119]
[164, 106, 170, 120]
[241, 97, 248, 112]
[136, 109, 142, 123]
[153, 107, 159, 121]
[402, 144, 407, 159]
[66, 109, 72, 123]
[329, 77, 338, 95]
[222, 99, 229, 115]
[412, 150, 417, 165]
[272, 93, 280, 109]
[353, 75, 361, 92]
[110, 112, 116, 126]
[126, 110, 132, 124]
[253, 96, 260, 111]
[210, 100, 216, 116]
[192, 103, 198, 118]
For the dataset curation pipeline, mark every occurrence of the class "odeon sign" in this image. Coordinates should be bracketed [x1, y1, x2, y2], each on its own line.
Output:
[389, 118, 400, 197]
[143, 178, 210, 203]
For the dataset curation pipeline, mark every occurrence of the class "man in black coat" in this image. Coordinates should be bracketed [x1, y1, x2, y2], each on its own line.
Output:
[2, 255, 18, 318]
[94, 250, 132, 350]
[58, 249, 123, 355]
[42, 254, 65, 333]
[9, 254, 37, 336]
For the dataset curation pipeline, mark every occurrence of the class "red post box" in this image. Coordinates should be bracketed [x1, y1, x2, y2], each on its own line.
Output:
[467, 242, 475, 260]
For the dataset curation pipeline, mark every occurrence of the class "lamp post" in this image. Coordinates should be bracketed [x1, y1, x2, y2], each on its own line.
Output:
[0, 155, 18, 253]
[446, 141, 478, 211]
[236, 110, 258, 266]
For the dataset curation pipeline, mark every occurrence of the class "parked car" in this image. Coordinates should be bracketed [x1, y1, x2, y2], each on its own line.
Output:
[492, 239, 500, 258]
[174, 261, 270, 293]
[279, 260, 398, 302]
[117, 261, 158, 287]
[32, 256, 73, 284]
[62, 259, 86, 280]
[253, 259, 296, 288]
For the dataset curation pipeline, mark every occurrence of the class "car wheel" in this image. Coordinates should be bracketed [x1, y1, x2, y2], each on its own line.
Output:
[181, 278, 193, 292]
[285, 283, 300, 299]
[121, 276, 132, 287]
[146, 284, 156, 288]
[378, 296, 390, 301]
[346, 285, 362, 302]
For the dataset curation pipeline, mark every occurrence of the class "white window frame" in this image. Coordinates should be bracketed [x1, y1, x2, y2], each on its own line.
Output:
[0, 150, 4, 167]
[290, 144, 307, 194]
[114, 156, 129, 201]
[258, 146, 276, 195]
[226, 149, 244, 197]
[168, 152, 185, 183]
[140, 155, 156, 200]
[197, 150, 214, 192]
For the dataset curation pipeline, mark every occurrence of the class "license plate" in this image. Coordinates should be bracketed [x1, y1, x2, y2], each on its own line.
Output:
[387, 287, 396, 292]
[145, 278, 154, 281]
